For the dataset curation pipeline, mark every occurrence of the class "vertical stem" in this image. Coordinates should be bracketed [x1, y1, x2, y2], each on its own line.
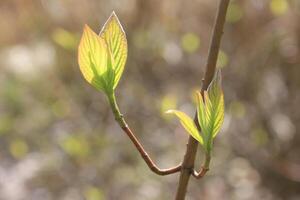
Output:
[175, 0, 230, 199]
[175, 136, 199, 200]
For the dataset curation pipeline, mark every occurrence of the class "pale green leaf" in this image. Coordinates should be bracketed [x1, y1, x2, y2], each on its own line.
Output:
[196, 70, 224, 151]
[78, 24, 110, 92]
[100, 11, 128, 89]
[166, 110, 203, 144]
[196, 91, 208, 140]
[207, 70, 224, 138]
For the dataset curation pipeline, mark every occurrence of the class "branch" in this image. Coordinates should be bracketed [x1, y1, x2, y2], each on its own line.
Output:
[175, 0, 230, 199]
[192, 152, 211, 179]
[108, 93, 182, 176]
[121, 125, 182, 175]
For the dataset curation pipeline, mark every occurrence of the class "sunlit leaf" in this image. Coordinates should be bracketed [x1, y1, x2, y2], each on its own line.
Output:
[207, 70, 224, 138]
[166, 110, 203, 144]
[196, 91, 208, 141]
[78, 24, 110, 92]
[196, 70, 224, 151]
[100, 11, 127, 89]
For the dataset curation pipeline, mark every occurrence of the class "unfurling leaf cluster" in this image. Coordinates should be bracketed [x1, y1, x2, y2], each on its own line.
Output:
[78, 11, 127, 94]
[167, 70, 224, 153]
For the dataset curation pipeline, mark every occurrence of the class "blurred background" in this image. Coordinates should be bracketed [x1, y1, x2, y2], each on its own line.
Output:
[0, 0, 300, 199]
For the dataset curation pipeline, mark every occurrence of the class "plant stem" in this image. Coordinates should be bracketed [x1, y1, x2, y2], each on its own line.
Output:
[108, 92, 127, 128]
[108, 92, 182, 175]
[192, 152, 211, 179]
[175, 0, 230, 199]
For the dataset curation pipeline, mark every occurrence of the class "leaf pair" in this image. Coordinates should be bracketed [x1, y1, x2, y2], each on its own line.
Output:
[78, 12, 127, 94]
[167, 71, 224, 153]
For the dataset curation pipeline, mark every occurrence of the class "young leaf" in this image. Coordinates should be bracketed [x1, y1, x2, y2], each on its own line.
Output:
[100, 11, 127, 89]
[196, 70, 224, 151]
[78, 25, 109, 92]
[166, 110, 203, 144]
[196, 91, 208, 141]
[207, 70, 224, 138]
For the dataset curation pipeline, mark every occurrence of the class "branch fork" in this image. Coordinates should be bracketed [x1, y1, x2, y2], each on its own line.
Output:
[107, 0, 229, 198]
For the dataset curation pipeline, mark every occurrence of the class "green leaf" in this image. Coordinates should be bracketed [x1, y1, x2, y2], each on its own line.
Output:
[166, 110, 203, 144]
[78, 24, 110, 92]
[207, 70, 224, 138]
[196, 70, 224, 151]
[196, 91, 208, 141]
[100, 11, 128, 89]
[78, 12, 128, 94]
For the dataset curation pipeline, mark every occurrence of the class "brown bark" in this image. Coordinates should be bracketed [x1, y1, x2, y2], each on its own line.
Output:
[121, 126, 182, 175]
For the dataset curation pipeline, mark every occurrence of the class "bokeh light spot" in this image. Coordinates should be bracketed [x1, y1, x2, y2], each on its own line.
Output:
[84, 186, 104, 200]
[181, 32, 200, 53]
[270, 0, 289, 16]
[51, 100, 70, 118]
[52, 28, 79, 50]
[0, 116, 13, 135]
[217, 50, 229, 68]
[226, 3, 243, 23]
[229, 101, 246, 118]
[61, 135, 90, 158]
[9, 139, 29, 159]
[251, 127, 269, 146]
[160, 94, 177, 118]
